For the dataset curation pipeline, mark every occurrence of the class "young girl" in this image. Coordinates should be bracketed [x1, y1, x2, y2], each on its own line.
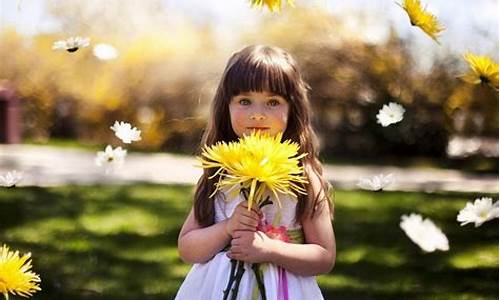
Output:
[176, 45, 335, 299]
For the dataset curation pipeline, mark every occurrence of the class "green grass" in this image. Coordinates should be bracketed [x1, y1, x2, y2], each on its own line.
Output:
[0, 185, 497, 299]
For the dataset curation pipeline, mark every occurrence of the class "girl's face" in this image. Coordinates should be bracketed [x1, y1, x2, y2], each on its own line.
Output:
[229, 91, 289, 138]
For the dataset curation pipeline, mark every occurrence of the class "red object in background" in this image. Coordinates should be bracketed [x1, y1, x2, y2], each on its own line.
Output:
[0, 81, 21, 144]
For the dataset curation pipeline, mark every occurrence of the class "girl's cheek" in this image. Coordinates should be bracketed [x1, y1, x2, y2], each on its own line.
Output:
[232, 109, 247, 122]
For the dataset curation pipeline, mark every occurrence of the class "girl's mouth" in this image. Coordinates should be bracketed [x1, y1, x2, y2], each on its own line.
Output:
[247, 127, 270, 130]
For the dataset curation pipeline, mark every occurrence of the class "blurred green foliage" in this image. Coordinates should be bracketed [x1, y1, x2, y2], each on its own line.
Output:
[0, 184, 497, 299]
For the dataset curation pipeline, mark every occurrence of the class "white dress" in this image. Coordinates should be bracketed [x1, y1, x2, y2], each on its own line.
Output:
[175, 186, 325, 300]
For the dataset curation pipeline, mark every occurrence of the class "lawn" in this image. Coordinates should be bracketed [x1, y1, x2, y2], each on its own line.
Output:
[0, 184, 497, 300]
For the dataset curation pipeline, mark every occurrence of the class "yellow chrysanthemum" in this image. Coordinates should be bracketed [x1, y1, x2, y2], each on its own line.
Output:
[398, 0, 445, 43]
[250, 0, 295, 13]
[0, 245, 41, 300]
[198, 131, 308, 210]
[460, 52, 499, 91]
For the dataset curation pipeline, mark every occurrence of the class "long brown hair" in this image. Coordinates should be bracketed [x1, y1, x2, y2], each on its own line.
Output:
[194, 45, 332, 227]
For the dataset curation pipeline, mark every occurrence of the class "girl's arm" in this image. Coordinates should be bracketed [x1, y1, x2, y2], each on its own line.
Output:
[178, 202, 261, 264]
[269, 168, 336, 276]
[268, 200, 335, 276]
[177, 208, 232, 264]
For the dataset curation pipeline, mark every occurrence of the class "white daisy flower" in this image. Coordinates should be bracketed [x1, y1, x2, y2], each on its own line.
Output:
[376, 102, 405, 127]
[0, 170, 23, 187]
[52, 36, 90, 52]
[356, 173, 395, 191]
[110, 121, 142, 144]
[457, 197, 499, 227]
[400, 213, 449, 253]
[95, 145, 127, 174]
[93, 43, 119, 61]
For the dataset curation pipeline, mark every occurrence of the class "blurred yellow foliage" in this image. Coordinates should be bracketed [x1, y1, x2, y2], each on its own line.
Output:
[0, 6, 497, 157]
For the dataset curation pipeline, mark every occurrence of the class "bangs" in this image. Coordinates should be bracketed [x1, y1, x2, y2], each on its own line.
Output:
[223, 51, 295, 100]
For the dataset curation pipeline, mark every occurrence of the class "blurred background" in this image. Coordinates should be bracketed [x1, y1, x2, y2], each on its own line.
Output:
[0, 1, 498, 299]
[1, 0, 498, 169]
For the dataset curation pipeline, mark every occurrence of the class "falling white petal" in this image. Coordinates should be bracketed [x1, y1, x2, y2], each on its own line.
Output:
[93, 43, 119, 61]
[400, 213, 449, 252]
[357, 173, 395, 191]
[457, 197, 499, 227]
[0, 170, 23, 187]
[52, 36, 90, 52]
[110, 121, 142, 144]
[376, 102, 405, 127]
[95, 145, 127, 174]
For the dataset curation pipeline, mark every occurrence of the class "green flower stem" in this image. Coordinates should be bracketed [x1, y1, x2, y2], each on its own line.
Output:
[230, 260, 246, 300]
[252, 263, 267, 300]
[223, 258, 238, 300]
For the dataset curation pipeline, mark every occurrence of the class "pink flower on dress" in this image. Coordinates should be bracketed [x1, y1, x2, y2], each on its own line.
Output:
[259, 224, 290, 243]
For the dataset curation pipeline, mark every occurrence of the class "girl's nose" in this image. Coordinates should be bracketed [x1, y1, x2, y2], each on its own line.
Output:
[250, 113, 266, 121]
[249, 105, 266, 120]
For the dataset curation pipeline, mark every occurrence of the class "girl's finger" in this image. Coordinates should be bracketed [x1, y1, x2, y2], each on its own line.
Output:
[230, 246, 242, 254]
[237, 223, 257, 232]
[241, 215, 259, 226]
[241, 211, 260, 222]
[232, 230, 245, 238]
[230, 251, 246, 260]
[250, 206, 261, 216]
[227, 251, 239, 260]
[239, 202, 261, 215]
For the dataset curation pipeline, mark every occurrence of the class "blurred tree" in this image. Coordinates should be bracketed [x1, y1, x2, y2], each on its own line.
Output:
[240, 8, 498, 160]
[0, 6, 497, 162]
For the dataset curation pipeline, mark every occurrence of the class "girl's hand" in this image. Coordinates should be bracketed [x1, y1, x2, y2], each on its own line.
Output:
[226, 230, 276, 263]
[225, 202, 262, 237]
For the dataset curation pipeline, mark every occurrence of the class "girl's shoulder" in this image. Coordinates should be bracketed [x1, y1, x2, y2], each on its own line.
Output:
[304, 163, 328, 197]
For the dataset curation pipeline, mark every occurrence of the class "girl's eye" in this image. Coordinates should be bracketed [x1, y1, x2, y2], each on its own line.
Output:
[239, 98, 251, 105]
[268, 99, 280, 107]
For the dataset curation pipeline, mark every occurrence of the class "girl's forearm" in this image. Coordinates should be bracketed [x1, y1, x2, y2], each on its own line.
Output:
[268, 240, 335, 276]
[178, 220, 231, 264]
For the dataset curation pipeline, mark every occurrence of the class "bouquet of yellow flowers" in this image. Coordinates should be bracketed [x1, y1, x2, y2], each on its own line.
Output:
[198, 131, 308, 300]
[198, 131, 308, 211]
